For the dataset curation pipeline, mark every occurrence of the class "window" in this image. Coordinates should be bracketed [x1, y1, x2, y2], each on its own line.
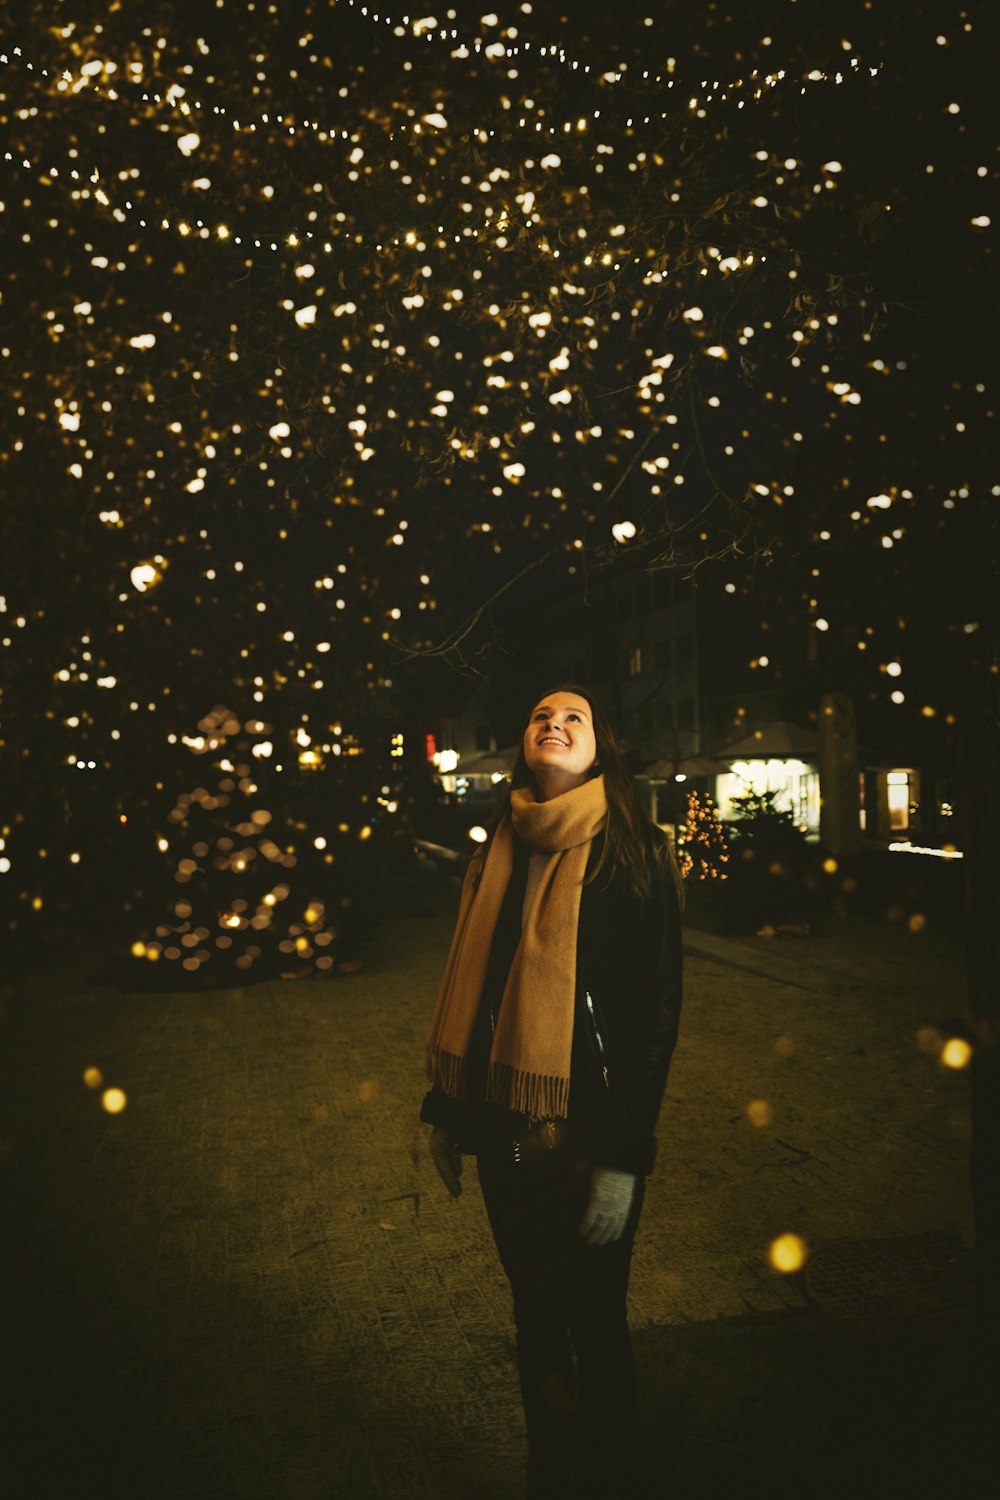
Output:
[887, 770, 911, 831]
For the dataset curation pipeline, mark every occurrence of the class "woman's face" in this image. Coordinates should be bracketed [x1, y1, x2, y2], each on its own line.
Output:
[523, 692, 599, 794]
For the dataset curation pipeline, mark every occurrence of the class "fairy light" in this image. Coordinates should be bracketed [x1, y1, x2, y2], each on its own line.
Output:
[0, 38, 880, 245]
[677, 791, 730, 881]
[1, 6, 985, 955]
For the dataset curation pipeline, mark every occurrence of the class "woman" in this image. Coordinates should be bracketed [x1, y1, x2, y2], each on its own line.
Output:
[421, 685, 683, 1500]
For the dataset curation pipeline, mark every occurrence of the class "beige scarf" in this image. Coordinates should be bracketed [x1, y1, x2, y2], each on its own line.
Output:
[425, 775, 608, 1120]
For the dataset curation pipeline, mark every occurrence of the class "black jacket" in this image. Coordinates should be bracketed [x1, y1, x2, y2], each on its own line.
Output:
[421, 829, 683, 1176]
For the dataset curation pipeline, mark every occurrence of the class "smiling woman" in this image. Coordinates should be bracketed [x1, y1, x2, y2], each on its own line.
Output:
[421, 682, 683, 1500]
[524, 691, 599, 800]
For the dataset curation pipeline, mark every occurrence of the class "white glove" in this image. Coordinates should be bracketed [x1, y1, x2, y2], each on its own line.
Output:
[429, 1126, 463, 1199]
[579, 1167, 637, 1245]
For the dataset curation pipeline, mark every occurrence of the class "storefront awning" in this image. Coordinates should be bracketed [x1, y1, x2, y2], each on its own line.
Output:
[637, 754, 722, 780]
[452, 746, 518, 775]
[714, 720, 819, 760]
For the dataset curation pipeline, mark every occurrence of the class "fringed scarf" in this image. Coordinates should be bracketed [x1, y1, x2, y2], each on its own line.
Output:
[425, 775, 608, 1120]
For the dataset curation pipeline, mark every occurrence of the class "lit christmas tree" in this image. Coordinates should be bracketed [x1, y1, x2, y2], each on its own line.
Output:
[676, 789, 730, 882]
[131, 706, 370, 985]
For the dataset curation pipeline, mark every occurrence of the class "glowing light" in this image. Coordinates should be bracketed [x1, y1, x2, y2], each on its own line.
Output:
[102, 1088, 127, 1114]
[941, 1038, 971, 1070]
[0, 23, 963, 983]
[888, 843, 964, 859]
[769, 1233, 808, 1273]
[746, 1099, 773, 1127]
[469, 826, 489, 844]
[130, 562, 159, 592]
[83, 1067, 103, 1089]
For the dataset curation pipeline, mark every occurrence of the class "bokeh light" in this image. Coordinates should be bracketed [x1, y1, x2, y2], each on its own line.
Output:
[0, 4, 990, 970]
[747, 1098, 774, 1127]
[941, 1037, 971, 1070]
[769, 1232, 808, 1273]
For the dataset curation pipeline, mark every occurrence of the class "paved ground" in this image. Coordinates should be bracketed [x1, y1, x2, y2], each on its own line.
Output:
[2, 878, 988, 1498]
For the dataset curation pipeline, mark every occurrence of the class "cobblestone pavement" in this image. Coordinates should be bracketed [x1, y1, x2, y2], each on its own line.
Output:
[2, 883, 983, 1499]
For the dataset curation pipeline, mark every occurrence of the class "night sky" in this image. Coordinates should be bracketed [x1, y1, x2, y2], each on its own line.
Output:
[0, 0, 993, 976]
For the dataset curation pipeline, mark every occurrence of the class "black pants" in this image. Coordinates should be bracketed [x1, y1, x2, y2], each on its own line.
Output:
[476, 1130, 645, 1490]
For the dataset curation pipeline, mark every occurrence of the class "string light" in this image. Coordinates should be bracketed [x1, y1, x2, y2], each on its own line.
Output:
[0, 42, 880, 165]
[0, 6, 986, 954]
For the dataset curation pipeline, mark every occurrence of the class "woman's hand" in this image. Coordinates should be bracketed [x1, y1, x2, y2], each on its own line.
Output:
[579, 1167, 636, 1244]
[429, 1126, 463, 1198]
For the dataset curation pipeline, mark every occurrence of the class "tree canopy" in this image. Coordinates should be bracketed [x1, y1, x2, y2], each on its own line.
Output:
[0, 0, 992, 946]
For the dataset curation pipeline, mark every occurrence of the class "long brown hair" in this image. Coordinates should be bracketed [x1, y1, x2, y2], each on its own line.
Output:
[489, 682, 679, 900]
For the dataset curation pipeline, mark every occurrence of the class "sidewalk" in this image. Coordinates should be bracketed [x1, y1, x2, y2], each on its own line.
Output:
[2, 883, 981, 1498]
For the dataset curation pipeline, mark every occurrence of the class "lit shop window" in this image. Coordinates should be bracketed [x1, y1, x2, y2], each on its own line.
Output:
[887, 771, 912, 831]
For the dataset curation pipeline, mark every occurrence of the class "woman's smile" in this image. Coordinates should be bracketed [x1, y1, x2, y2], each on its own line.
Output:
[523, 692, 598, 795]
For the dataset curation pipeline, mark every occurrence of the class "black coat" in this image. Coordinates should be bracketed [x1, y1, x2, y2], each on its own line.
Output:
[421, 830, 683, 1176]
